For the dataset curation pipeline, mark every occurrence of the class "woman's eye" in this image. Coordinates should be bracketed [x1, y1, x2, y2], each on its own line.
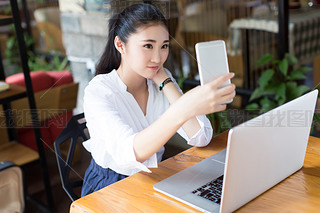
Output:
[162, 44, 169, 49]
[144, 44, 153, 49]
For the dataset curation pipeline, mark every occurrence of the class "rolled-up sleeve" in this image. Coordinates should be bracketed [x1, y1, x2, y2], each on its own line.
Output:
[177, 114, 213, 147]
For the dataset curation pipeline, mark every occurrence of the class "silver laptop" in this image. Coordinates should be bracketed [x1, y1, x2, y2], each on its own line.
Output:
[154, 90, 318, 213]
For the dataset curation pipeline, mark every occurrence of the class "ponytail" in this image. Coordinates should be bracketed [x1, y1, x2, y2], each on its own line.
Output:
[95, 13, 121, 75]
[95, 3, 168, 75]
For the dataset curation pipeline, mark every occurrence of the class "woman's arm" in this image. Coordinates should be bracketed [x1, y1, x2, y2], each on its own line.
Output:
[133, 69, 235, 162]
[151, 69, 202, 138]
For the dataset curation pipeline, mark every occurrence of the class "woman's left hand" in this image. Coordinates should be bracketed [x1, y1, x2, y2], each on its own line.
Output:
[151, 66, 169, 87]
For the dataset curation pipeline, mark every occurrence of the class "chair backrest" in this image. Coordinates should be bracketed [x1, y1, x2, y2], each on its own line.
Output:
[54, 113, 89, 201]
[0, 161, 25, 212]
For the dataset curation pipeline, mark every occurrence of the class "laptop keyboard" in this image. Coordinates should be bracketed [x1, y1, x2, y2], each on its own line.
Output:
[191, 175, 224, 204]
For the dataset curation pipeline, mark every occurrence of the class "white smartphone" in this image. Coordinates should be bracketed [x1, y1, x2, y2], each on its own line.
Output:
[195, 40, 233, 104]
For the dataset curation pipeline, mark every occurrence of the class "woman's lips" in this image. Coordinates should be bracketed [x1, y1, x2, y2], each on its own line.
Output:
[148, 66, 159, 71]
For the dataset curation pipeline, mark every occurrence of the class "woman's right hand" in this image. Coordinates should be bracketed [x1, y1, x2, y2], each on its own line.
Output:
[178, 73, 236, 119]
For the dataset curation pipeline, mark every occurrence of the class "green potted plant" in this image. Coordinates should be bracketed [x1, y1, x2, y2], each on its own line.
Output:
[4, 27, 69, 74]
[246, 53, 320, 132]
[246, 53, 314, 113]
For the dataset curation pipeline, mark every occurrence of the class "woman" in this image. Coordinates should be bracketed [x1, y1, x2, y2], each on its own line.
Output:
[81, 3, 235, 197]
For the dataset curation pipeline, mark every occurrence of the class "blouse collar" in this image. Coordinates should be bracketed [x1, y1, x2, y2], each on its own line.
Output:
[110, 69, 154, 93]
[110, 69, 127, 92]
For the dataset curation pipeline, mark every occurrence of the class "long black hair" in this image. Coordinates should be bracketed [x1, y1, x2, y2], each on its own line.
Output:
[96, 3, 168, 75]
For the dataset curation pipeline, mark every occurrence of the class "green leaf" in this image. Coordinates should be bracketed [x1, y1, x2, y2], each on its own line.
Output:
[217, 111, 231, 131]
[258, 53, 273, 66]
[206, 112, 230, 135]
[286, 81, 298, 101]
[259, 97, 277, 113]
[279, 58, 289, 76]
[24, 34, 35, 47]
[272, 60, 281, 65]
[246, 103, 259, 110]
[296, 85, 311, 97]
[313, 113, 320, 123]
[275, 83, 286, 102]
[259, 96, 271, 106]
[58, 57, 69, 71]
[278, 98, 286, 106]
[6, 37, 15, 49]
[293, 67, 312, 74]
[258, 69, 274, 89]
[287, 70, 306, 80]
[249, 88, 263, 102]
[262, 84, 277, 95]
[54, 54, 60, 69]
[285, 53, 297, 66]
[286, 81, 297, 89]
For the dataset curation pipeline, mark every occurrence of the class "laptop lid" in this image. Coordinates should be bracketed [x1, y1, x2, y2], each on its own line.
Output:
[154, 90, 318, 213]
[220, 89, 318, 212]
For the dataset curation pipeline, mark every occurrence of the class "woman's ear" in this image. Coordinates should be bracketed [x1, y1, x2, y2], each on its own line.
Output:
[114, 36, 125, 54]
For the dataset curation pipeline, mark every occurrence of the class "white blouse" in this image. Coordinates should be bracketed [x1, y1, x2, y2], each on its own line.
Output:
[83, 69, 213, 176]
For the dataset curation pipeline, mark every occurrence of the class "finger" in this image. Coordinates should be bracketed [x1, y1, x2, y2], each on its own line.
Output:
[213, 84, 235, 102]
[214, 104, 227, 113]
[208, 72, 235, 88]
[216, 83, 236, 96]
[219, 90, 236, 104]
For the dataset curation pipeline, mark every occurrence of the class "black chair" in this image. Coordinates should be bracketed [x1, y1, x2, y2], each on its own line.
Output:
[54, 113, 89, 201]
[0, 161, 25, 212]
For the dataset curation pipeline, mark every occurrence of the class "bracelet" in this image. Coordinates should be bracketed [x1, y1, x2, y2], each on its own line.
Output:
[159, 77, 172, 91]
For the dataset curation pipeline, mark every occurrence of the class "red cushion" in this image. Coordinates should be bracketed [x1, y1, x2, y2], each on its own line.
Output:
[7, 71, 75, 150]
[46, 71, 73, 87]
[16, 111, 73, 151]
[17, 127, 53, 151]
[6, 71, 54, 92]
[48, 111, 73, 142]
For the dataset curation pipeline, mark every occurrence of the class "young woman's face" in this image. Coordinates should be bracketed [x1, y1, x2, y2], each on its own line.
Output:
[122, 24, 169, 79]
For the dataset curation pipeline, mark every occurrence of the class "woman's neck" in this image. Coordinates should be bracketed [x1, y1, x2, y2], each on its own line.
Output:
[117, 65, 147, 94]
[117, 64, 149, 115]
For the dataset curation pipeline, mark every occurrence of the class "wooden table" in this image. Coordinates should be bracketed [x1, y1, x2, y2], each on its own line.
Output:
[70, 131, 320, 212]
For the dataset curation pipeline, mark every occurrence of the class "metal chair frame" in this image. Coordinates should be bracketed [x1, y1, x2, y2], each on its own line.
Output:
[54, 113, 88, 201]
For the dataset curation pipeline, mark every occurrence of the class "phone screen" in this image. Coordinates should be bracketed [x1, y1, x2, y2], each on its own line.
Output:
[195, 40, 230, 87]
[195, 40, 232, 103]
